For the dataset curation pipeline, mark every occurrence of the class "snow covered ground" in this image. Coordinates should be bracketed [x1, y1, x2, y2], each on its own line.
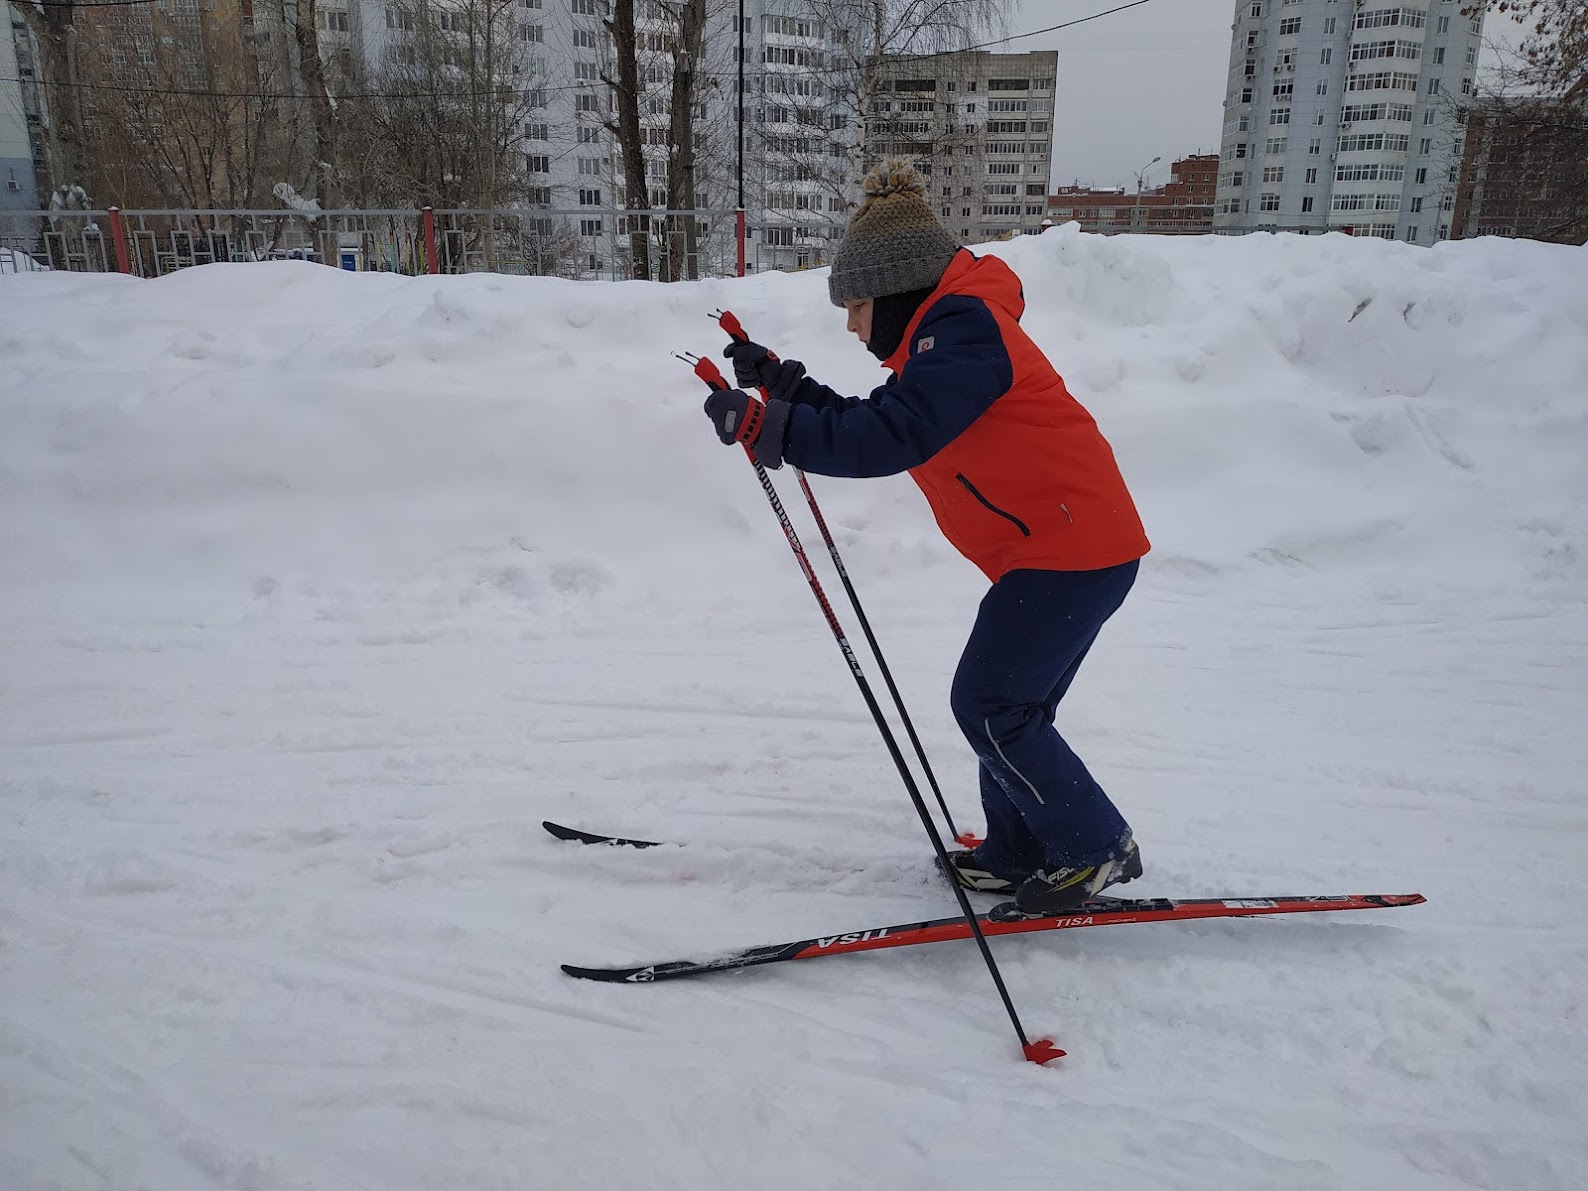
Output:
[2, 227, 1585, 1190]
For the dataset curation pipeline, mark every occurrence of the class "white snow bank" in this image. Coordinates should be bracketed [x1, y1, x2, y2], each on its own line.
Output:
[2, 230, 1586, 1191]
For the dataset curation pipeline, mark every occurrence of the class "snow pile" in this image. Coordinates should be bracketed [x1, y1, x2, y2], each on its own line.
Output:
[2, 230, 1586, 1190]
[0, 246, 44, 274]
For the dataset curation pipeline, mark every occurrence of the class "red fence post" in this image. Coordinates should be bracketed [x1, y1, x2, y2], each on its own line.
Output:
[735, 208, 746, 278]
[108, 207, 132, 274]
[422, 206, 439, 275]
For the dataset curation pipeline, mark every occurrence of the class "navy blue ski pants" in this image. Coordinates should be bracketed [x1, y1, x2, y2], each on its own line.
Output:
[949, 561, 1138, 877]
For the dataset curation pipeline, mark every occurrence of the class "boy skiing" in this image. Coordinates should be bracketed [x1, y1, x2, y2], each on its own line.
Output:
[702, 160, 1149, 917]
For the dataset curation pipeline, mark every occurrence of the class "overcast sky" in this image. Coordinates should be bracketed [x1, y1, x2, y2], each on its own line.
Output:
[1006, 0, 1527, 192]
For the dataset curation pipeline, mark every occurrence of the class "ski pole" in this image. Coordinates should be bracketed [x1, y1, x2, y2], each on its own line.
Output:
[711, 310, 978, 848]
[681, 351, 1061, 1065]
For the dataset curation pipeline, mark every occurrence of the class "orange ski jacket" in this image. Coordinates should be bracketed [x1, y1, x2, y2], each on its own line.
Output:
[779, 249, 1150, 581]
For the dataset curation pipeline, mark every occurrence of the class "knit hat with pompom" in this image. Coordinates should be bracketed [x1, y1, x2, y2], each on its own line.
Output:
[827, 158, 960, 307]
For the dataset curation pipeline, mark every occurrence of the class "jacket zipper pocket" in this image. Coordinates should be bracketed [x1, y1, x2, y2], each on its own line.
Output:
[955, 473, 1031, 537]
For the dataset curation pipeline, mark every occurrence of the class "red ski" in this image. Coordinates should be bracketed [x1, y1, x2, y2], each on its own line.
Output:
[561, 891, 1426, 983]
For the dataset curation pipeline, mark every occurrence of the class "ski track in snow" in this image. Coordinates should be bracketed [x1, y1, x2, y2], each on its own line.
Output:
[3, 228, 1587, 1189]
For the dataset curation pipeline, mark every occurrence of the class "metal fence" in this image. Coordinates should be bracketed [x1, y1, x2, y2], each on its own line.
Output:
[0, 207, 780, 280]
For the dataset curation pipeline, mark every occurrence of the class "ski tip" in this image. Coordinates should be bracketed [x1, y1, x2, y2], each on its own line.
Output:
[1023, 1038, 1066, 1065]
[561, 962, 654, 983]
[1370, 893, 1427, 908]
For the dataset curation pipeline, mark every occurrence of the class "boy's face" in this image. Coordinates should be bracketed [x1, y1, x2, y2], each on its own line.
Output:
[843, 297, 874, 346]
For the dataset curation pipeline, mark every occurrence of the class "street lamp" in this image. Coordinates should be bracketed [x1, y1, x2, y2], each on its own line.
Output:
[1133, 155, 1161, 234]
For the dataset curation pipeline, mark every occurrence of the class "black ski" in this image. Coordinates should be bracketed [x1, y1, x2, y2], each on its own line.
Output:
[542, 820, 662, 849]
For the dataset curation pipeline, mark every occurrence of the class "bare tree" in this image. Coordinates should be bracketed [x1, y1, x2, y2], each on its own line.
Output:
[67, 2, 287, 211]
[348, 0, 546, 210]
[604, 0, 651, 279]
[752, 0, 1008, 258]
[8, 0, 92, 197]
[660, 0, 706, 280]
[289, 0, 338, 206]
[1465, 0, 1587, 93]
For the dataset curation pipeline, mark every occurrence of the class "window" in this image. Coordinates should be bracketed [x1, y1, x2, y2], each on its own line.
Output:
[1320, 48, 1332, 65]
[1301, 196, 1313, 212]
[577, 93, 600, 112]
[1305, 167, 1318, 183]
[989, 78, 1030, 91]
[573, 28, 597, 48]
[526, 155, 550, 173]
[1419, 137, 1432, 154]
[1241, 88, 1254, 104]
[571, 0, 602, 13]
[526, 89, 547, 108]
[1317, 81, 1329, 95]
[1347, 72, 1420, 93]
[1265, 136, 1288, 154]
[526, 123, 548, 140]
[1026, 184, 1046, 196]
[1323, 16, 1335, 33]
[1415, 167, 1427, 183]
[1351, 40, 1422, 63]
[1259, 193, 1281, 211]
[1428, 78, 1441, 94]
[1270, 107, 1291, 125]
[320, 9, 349, 31]
[1410, 196, 1423, 213]
[1354, 7, 1426, 30]
[1424, 109, 1437, 125]
[1335, 163, 1404, 182]
[579, 188, 602, 205]
[577, 157, 601, 175]
[523, 23, 543, 41]
[1437, 15, 1450, 34]
[579, 219, 602, 236]
[1279, 17, 1300, 34]
[1308, 138, 1321, 155]
[575, 62, 598, 81]
[1263, 166, 1284, 183]
[1235, 142, 1248, 158]
[1274, 82, 1294, 98]
[526, 187, 551, 205]
[1434, 47, 1446, 65]
[1250, 3, 1263, 17]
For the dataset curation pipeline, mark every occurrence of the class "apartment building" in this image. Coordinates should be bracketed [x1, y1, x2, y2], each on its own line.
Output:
[1451, 80, 1588, 244]
[1046, 153, 1217, 235]
[871, 49, 1058, 244]
[1, 12, 44, 212]
[1213, 0, 1485, 242]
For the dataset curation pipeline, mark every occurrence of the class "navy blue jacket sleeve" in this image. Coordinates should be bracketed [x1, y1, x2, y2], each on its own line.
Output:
[779, 296, 1015, 479]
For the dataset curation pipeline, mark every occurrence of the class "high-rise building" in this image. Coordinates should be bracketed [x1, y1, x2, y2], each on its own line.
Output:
[1213, 0, 1485, 243]
[1, 12, 44, 213]
[871, 49, 1057, 245]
